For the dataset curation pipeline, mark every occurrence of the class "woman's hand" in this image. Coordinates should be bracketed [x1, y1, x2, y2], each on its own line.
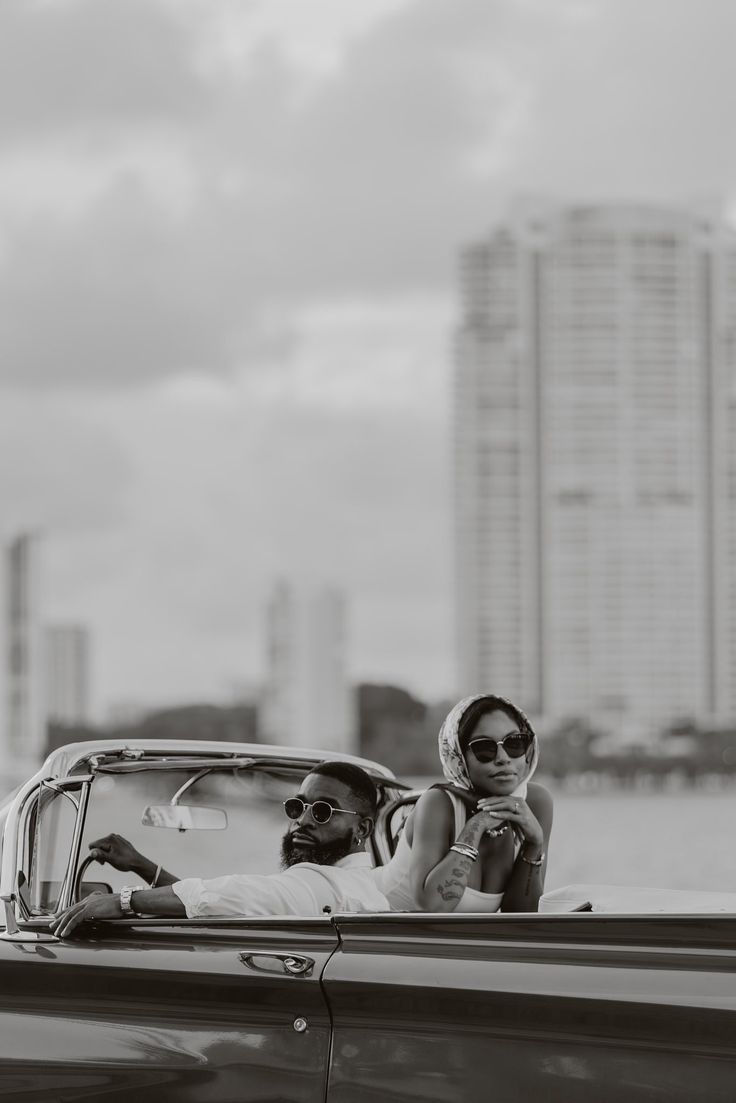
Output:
[475, 796, 544, 850]
[461, 808, 511, 846]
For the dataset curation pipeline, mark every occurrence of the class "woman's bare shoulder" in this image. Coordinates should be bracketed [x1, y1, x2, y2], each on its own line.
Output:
[408, 787, 457, 847]
[415, 786, 456, 814]
[411, 787, 457, 829]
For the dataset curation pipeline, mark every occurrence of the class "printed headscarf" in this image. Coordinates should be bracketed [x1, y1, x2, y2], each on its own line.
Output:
[437, 693, 539, 798]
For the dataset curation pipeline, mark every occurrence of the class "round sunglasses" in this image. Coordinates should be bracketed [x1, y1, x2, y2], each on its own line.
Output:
[283, 797, 360, 825]
[467, 732, 533, 762]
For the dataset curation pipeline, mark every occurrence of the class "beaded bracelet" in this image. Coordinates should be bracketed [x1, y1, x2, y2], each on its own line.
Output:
[450, 842, 479, 862]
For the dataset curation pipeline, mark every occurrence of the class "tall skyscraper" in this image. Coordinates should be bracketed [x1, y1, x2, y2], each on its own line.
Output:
[1, 532, 45, 776]
[46, 624, 90, 727]
[455, 200, 736, 736]
[260, 580, 356, 753]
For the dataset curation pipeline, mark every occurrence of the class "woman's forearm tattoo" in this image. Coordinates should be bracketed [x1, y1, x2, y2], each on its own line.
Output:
[525, 863, 533, 895]
[436, 857, 472, 903]
[521, 859, 543, 897]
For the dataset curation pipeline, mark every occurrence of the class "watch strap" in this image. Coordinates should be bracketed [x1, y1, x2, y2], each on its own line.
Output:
[119, 886, 138, 915]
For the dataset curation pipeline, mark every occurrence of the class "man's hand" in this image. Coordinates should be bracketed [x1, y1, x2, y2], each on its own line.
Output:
[87, 835, 180, 888]
[88, 834, 146, 875]
[50, 894, 124, 939]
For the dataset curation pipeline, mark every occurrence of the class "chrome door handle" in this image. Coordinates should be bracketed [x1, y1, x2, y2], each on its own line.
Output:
[239, 951, 315, 977]
[282, 954, 314, 976]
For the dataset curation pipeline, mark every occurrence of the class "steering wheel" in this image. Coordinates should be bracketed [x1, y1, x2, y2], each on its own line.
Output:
[72, 852, 105, 904]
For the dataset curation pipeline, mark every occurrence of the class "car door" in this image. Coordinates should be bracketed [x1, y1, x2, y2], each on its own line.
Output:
[0, 773, 338, 1102]
[322, 911, 736, 1103]
[0, 913, 338, 1103]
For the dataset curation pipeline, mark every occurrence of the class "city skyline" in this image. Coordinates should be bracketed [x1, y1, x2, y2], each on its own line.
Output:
[3, 2, 736, 718]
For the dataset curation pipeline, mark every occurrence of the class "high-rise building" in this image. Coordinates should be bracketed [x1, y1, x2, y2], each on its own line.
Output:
[46, 624, 90, 727]
[455, 200, 736, 736]
[260, 580, 356, 753]
[1, 532, 45, 776]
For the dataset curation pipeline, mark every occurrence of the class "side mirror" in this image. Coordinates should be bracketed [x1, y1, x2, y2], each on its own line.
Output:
[141, 805, 228, 831]
[80, 882, 113, 898]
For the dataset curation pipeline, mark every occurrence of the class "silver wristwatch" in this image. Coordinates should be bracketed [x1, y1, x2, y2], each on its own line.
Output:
[119, 886, 139, 916]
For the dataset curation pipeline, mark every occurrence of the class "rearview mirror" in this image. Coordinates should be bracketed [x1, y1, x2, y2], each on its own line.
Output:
[141, 805, 228, 830]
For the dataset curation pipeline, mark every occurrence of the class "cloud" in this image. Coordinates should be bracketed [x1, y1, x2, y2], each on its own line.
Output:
[0, 0, 563, 387]
[495, 0, 736, 202]
[20, 296, 451, 713]
[0, 179, 248, 386]
[0, 0, 203, 143]
[0, 390, 132, 533]
[13, 0, 736, 391]
[220, 0, 554, 298]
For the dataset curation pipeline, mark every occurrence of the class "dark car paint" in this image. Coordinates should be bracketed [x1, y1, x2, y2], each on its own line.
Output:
[1, 913, 735, 1102]
[323, 912, 736, 1103]
[0, 918, 338, 1102]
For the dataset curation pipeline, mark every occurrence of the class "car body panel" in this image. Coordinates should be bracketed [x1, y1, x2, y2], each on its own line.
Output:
[0, 916, 338, 1102]
[323, 912, 736, 1103]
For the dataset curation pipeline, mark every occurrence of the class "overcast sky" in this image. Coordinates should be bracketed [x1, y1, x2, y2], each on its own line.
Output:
[2, 0, 736, 719]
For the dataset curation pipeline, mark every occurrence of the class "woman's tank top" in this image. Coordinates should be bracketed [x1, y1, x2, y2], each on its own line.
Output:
[373, 791, 518, 912]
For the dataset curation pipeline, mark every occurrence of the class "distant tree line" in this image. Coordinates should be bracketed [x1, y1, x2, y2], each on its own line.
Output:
[46, 695, 736, 786]
[45, 685, 450, 778]
[47, 702, 259, 754]
[540, 717, 736, 783]
[356, 684, 452, 777]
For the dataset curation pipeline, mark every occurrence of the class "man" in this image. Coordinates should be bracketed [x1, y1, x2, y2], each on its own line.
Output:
[50, 761, 390, 938]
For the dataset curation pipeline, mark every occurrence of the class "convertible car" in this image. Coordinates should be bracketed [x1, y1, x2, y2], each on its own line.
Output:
[1, 739, 736, 1102]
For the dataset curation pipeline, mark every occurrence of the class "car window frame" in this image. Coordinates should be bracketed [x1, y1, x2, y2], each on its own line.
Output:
[0, 775, 93, 932]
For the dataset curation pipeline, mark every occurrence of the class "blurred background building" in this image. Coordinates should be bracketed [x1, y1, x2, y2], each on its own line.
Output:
[45, 624, 90, 727]
[1, 532, 45, 783]
[259, 579, 357, 753]
[455, 200, 736, 739]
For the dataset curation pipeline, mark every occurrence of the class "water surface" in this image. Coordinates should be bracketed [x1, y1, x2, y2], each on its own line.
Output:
[545, 788, 736, 893]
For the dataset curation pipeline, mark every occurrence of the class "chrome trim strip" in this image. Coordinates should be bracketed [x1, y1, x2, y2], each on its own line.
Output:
[57, 780, 93, 913]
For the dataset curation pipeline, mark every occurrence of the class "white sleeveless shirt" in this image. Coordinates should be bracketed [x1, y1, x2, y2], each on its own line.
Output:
[374, 789, 521, 912]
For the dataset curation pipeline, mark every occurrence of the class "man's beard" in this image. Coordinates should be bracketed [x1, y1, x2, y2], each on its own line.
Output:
[280, 829, 355, 869]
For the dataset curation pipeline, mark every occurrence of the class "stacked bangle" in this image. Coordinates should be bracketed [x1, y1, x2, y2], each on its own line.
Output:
[519, 850, 545, 867]
[450, 842, 479, 862]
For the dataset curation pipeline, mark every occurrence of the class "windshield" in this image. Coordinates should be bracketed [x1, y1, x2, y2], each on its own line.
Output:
[79, 764, 369, 892]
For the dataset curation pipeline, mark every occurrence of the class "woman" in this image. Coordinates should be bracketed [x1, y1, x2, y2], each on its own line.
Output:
[375, 694, 553, 912]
